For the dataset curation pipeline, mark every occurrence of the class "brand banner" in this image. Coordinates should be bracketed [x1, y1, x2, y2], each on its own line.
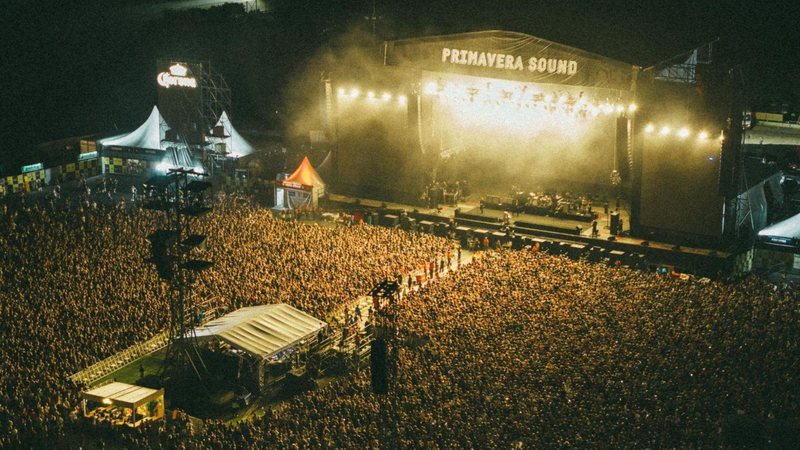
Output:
[385, 31, 634, 91]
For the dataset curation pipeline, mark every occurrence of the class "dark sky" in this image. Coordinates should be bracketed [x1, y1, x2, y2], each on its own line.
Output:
[0, 0, 797, 165]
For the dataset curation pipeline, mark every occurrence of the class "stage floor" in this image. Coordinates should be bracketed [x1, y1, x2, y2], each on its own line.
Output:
[326, 193, 728, 259]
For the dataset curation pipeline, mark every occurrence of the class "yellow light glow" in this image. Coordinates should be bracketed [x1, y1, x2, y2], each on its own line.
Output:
[349, 88, 360, 98]
[424, 82, 437, 95]
[381, 92, 391, 101]
[603, 103, 614, 114]
[698, 130, 709, 140]
[628, 103, 637, 113]
[678, 128, 690, 138]
[660, 126, 671, 135]
[398, 95, 407, 105]
[644, 123, 655, 133]
[367, 91, 375, 99]
[337, 88, 345, 97]
[616, 104, 625, 113]
[102, 398, 112, 405]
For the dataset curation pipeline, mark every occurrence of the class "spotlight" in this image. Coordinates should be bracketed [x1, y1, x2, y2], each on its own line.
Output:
[367, 91, 375, 99]
[616, 104, 625, 113]
[381, 92, 391, 101]
[660, 126, 671, 135]
[698, 130, 709, 140]
[678, 128, 690, 138]
[349, 88, 360, 98]
[398, 95, 408, 105]
[603, 103, 614, 114]
[337, 87, 345, 97]
[644, 123, 655, 133]
[628, 103, 637, 113]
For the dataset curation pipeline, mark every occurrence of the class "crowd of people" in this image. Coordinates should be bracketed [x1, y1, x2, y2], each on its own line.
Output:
[0, 182, 798, 448]
[0, 187, 451, 448]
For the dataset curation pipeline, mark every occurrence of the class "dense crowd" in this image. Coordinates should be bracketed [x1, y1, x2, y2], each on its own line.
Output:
[174, 251, 798, 449]
[0, 190, 450, 448]
[0, 185, 798, 449]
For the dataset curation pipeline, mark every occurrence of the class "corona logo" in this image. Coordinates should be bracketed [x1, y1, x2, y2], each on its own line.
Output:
[157, 63, 197, 89]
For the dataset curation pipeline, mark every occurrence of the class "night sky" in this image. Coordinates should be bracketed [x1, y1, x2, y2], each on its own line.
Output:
[1, 0, 798, 168]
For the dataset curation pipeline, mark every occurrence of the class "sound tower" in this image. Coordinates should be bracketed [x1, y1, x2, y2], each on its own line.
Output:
[370, 337, 388, 394]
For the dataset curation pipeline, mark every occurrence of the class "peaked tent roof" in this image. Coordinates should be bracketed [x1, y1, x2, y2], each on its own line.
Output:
[99, 106, 169, 151]
[193, 304, 327, 359]
[284, 156, 325, 188]
[209, 111, 254, 157]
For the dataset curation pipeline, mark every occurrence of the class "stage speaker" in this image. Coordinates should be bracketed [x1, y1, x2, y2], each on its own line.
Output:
[370, 338, 388, 394]
[610, 211, 621, 235]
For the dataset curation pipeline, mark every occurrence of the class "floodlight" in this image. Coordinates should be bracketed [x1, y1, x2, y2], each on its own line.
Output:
[698, 130, 709, 140]
[367, 91, 375, 99]
[644, 123, 655, 133]
[678, 128, 690, 138]
[382, 92, 391, 101]
[350, 88, 360, 98]
[628, 103, 638, 113]
[660, 126, 671, 135]
[398, 95, 408, 105]
[337, 88, 345, 97]
[616, 104, 625, 113]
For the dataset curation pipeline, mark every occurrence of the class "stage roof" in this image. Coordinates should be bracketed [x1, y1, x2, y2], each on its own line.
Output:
[99, 106, 169, 151]
[208, 111, 253, 157]
[81, 382, 163, 409]
[384, 30, 635, 91]
[193, 304, 327, 359]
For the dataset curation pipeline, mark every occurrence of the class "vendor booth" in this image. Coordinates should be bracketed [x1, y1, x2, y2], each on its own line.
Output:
[274, 156, 326, 210]
[193, 304, 328, 393]
[81, 382, 165, 427]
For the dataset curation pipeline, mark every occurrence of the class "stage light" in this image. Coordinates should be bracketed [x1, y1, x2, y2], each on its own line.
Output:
[616, 104, 625, 113]
[424, 82, 437, 95]
[367, 91, 375, 99]
[381, 92, 391, 101]
[698, 130, 709, 140]
[603, 103, 614, 114]
[644, 123, 655, 133]
[102, 398, 112, 405]
[660, 126, 671, 135]
[337, 87, 345, 97]
[349, 88, 360, 98]
[398, 95, 407, 105]
[678, 128, 690, 138]
[628, 103, 637, 113]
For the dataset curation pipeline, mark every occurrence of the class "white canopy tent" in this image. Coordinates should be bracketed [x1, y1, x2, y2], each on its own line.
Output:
[207, 111, 254, 157]
[99, 106, 170, 150]
[193, 304, 327, 360]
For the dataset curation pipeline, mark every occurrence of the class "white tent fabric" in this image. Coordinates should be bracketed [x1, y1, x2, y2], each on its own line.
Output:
[208, 111, 253, 157]
[81, 382, 162, 408]
[99, 106, 169, 150]
[193, 304, 327, 359]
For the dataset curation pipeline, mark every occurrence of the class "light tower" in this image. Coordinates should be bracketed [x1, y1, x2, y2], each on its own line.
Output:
[145, 168, 214, 380]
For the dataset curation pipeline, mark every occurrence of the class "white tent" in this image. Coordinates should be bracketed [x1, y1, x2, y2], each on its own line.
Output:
[99, 106, 170, 150]
[208, 111, 253, 157]
[193, 304, 327, 360]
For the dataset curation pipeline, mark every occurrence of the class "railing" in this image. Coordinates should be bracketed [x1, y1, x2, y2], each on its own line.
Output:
[70, 330, 169, 386]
